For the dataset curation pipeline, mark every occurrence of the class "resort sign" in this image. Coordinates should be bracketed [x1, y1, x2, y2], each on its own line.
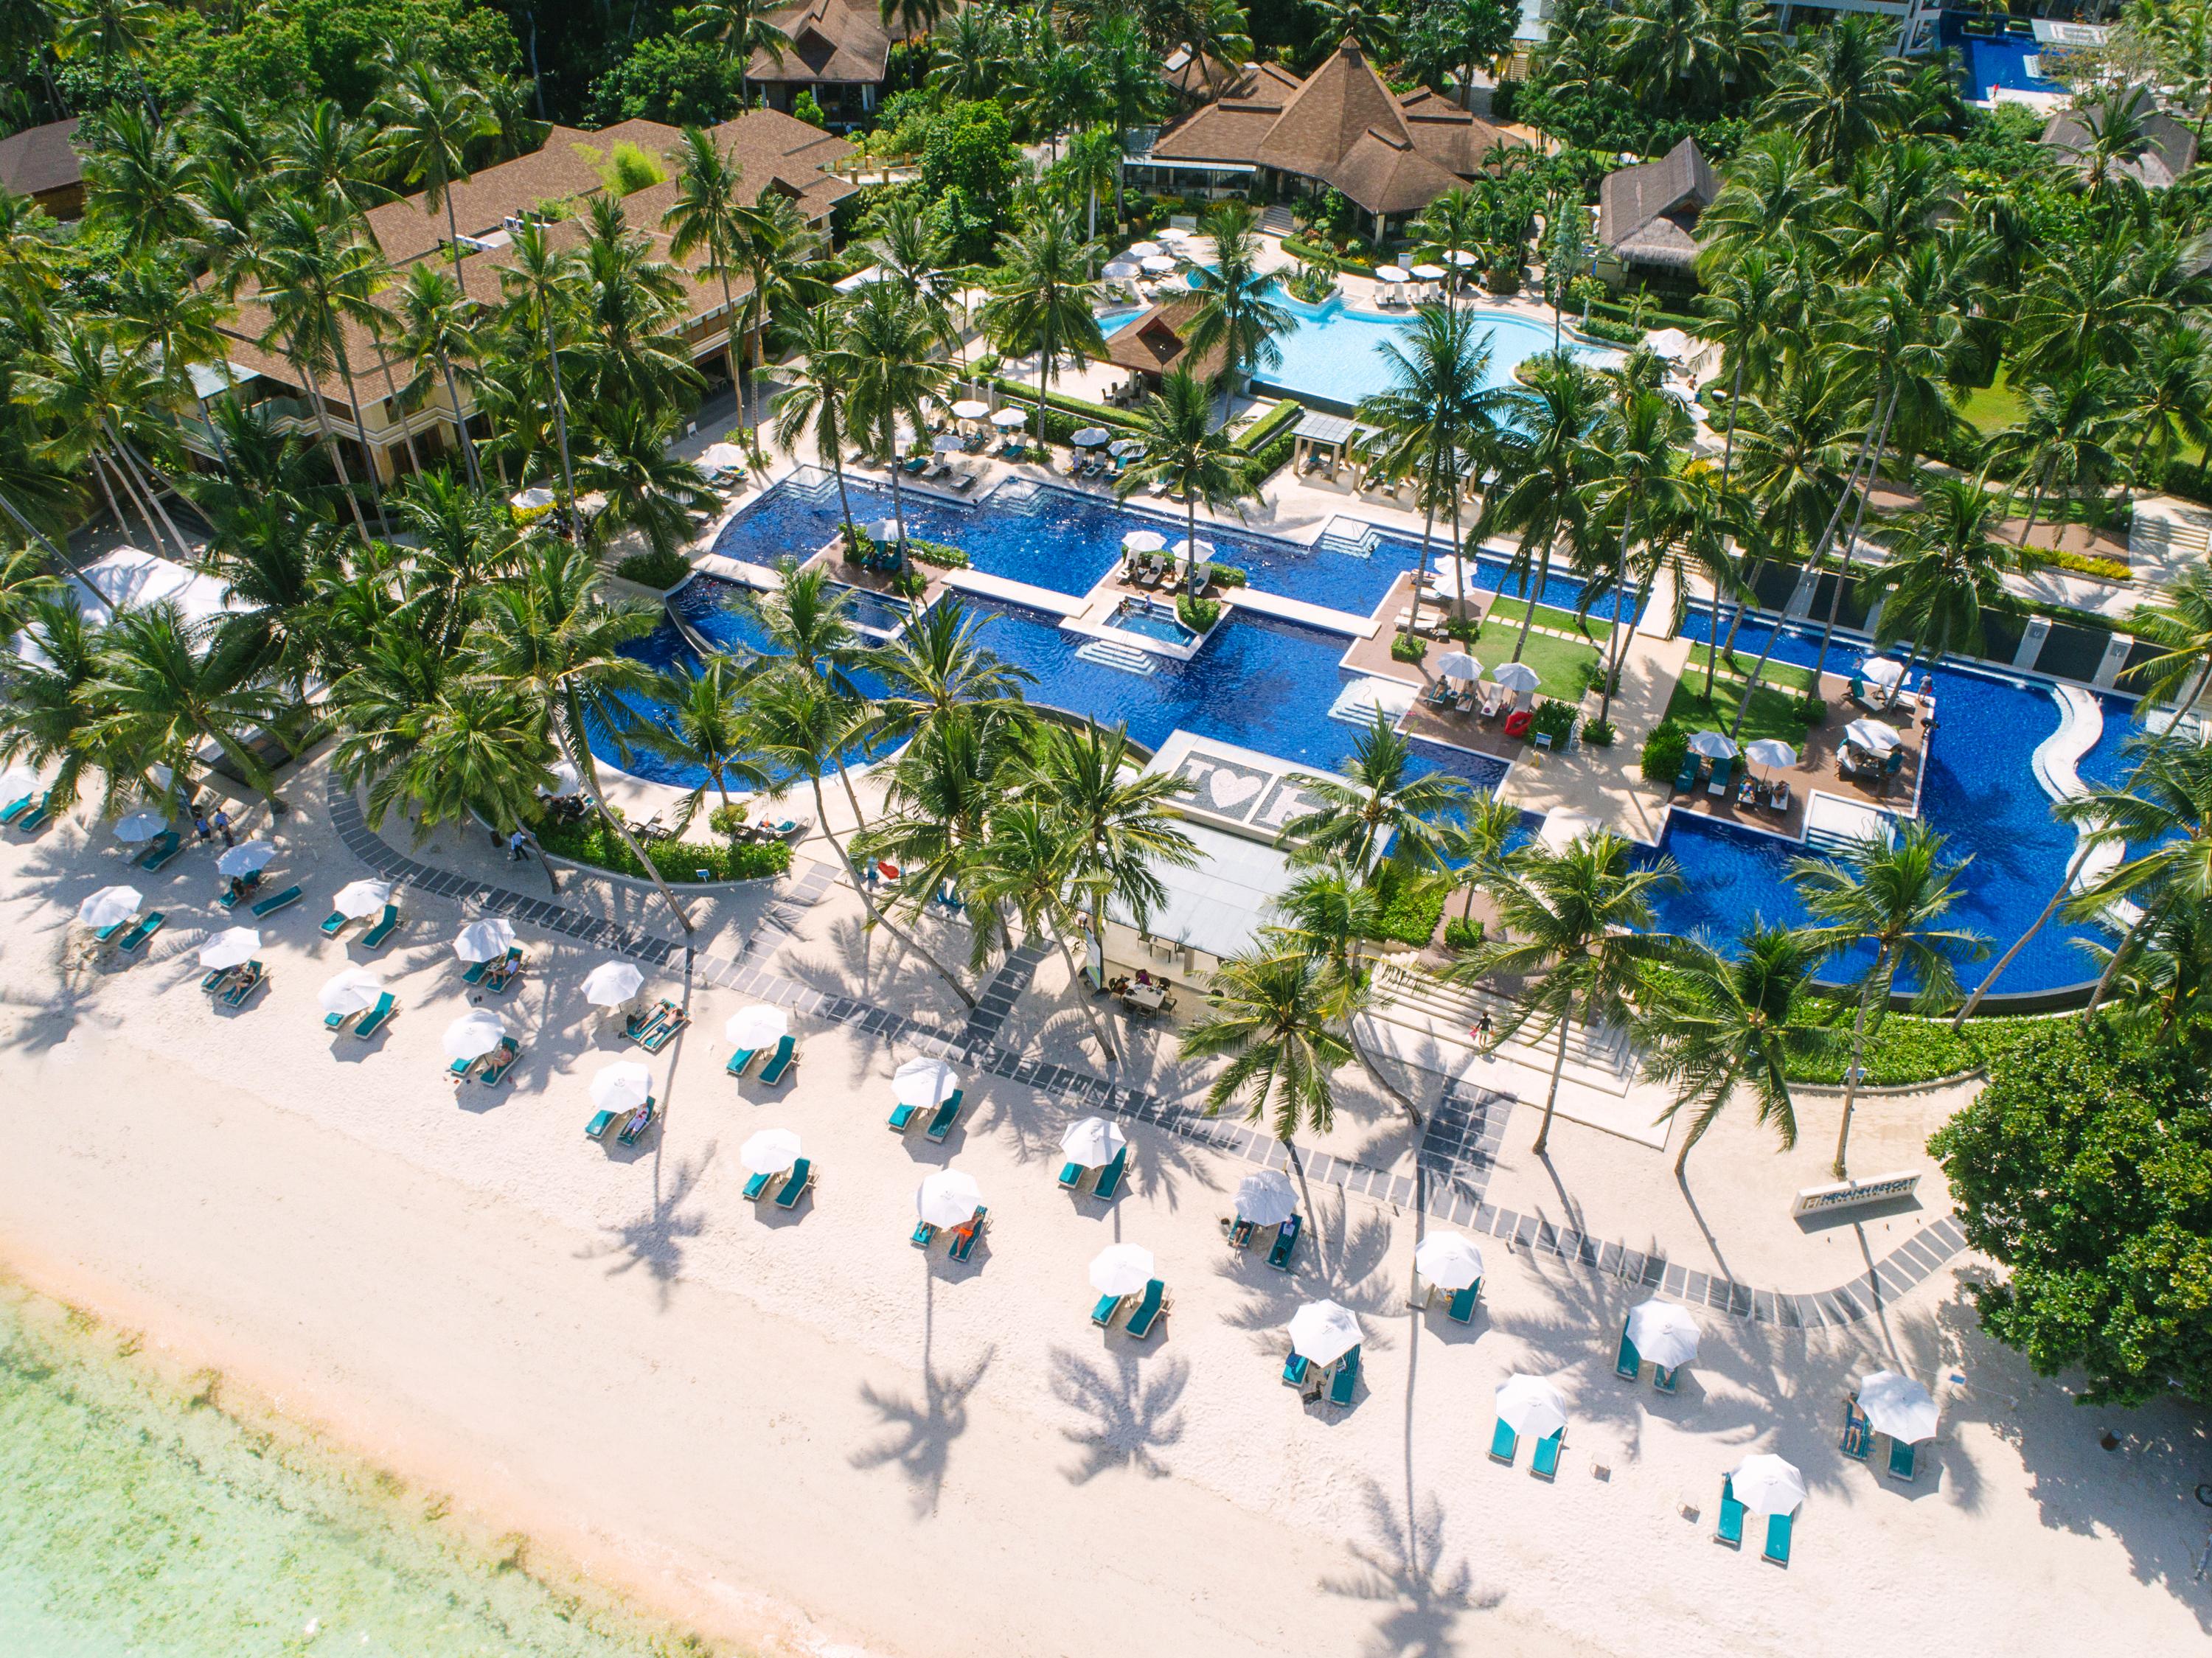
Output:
[1791, 1171, 1922, 1219]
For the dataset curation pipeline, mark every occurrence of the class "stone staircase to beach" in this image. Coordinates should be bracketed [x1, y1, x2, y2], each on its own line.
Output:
[1370, 956, 1637, 1096]
[1075, 638, 1158, 675]
[1261, 206, 1297, 237]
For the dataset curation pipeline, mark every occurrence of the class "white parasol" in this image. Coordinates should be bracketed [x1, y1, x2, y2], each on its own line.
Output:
[544, 759, 582, 798]
[1170, 538, 1216, 568]
[1860, 657, 1906, 689]
[1409, 263, 1447, 281]
[1434, 650, 1482, 682]
[511, 487, 555, 512]
[1687, 728, 1737, 759]
[113, 810, 168, 843]
[740, 1127, 804, 1174]
[1843, 719, 1902, 755]
[215, 840, 276, 877]
[1375, 265, 1411, 283]
[1490, 661, 1542, 692]
[442, 1009, 507, 1061]
[892, 1056, 961, 1107]
[1102, 260, 1141, 280]
[0, 767, 38, 801]
[1857, 1371, 1938, 1443]
[1234, 1169, 1298, 1226]
[1287, 1300, 1362, 1366]
[1745, 738, 1799, 770]
[950, 400, 990, 421]
[1110, 438, 1144, 458]
[331, 879, 392, 920]
[1495, 1373, 1569, 1438]
[1127, 241, 1163, 258]
[727, 1004, 790, 1048]
[581, 961, 645, 1008]
[916, 1168, 982, 1227]
[1728, 1452, 1806, 1516]
[589, 1059, 653, 1111]
[1625, 1300, 1701, 1370]
[1071, 427, 1110, 448]
[452, 919, 517, 963]
[1140, 254, 1179, 274]
[1060, 1115, 1127, 1168]
[1413, 1233, 1484, 1292]
[198, 927, 261, 971]
[1088, 1242, 1155, 1297]
[79, 886, 142, 927]
[991, 408, 1029, 429]
[698, 442, 746, 472]
[870, 518, 905, 545]
[319, 966, 386, 1017]
[1122, 530, 1166, 554]
[1443, 248, 1481, 267]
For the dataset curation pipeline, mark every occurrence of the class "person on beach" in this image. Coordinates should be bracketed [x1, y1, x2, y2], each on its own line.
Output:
[212, 808, 234, 847]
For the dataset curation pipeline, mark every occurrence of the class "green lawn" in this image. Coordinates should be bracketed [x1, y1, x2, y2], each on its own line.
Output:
[1490, 627, 1604, 703]
[1960, 366, 2023, 434]
[1665, 675, 1813, 746]
[1682, 644, 1815, 694]
[1483, 593, 1602, 641]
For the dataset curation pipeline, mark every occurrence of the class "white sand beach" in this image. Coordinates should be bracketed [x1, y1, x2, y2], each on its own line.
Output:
[2, 759, 2208, 1658]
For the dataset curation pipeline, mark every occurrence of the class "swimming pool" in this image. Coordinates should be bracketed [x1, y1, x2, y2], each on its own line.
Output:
[1107, 596, 1199, 645]
[1258, 293, 1588, 411]
[1943, 14, 2062, 96]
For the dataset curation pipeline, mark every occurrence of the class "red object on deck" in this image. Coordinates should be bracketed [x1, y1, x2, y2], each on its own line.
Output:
[1503, 709, 1533, 739]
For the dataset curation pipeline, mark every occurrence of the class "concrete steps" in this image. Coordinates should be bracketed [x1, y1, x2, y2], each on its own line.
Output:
[1370, 957, 1635, 1096]
[1074, 638, 1158, 675]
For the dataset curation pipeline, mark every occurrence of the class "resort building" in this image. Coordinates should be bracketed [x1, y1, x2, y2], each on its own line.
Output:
[2041, 91, 2201, 189]
[1594, 139, 1719, 288]
[0, 117, 85, 220]
[745, 0, 896, 124]
[1099, 296, 1228, 397]
[187, 111, 858, 486]
[1138, 41, 1522, 235]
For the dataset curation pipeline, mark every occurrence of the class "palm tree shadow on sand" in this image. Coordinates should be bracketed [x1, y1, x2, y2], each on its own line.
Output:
[852, 1345, 997, 1518]
[1320, 1476, 1504, 1658]
[1047, 1345, 1189, 1483]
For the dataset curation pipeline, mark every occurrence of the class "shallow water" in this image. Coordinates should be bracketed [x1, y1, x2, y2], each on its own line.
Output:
[0, 1289, 712, 1658]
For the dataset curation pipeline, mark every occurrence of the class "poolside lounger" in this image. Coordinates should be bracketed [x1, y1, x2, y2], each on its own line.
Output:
[923, 1087, 964, 1143]
[483, 947, 523, 994]
[136, 830, 182, 871]
[1125, 1279, 1168, 1340]
[1887, 1436, 1919, 1482]
[0, 791, 35, 825]
[757, 1034, 796, 1084]
[1705, 756, 1734, 797]
[324, 1005, 352, 1031]
[1281, 1353, 1310, 1388]
[911, 1218, 937, 1247]
[1654, 1365, 1680, 1393]
[1327, 1346, 1360, 1408]
[626, 1004, 668, 1043]
[448, 1055, 477, 1081]
[480, 1045, 518, 1084]
[15, 792, 53, 831]
[726, 1047, 762, 1081]
[1768, 780, 1793, 816]
[1615, 1327, 1642, 1379]
[218, 874, 262, 910]
[1761, 1513, 1793, 1567]
[1266, 1213, 1301, 1270]
[1531, 1428, 1563, 1480]
[94, 918, 130, 945]
[1057, 1160, 1085, 1188]
[251, 884, 302, 918]
[354, 991, 395, 1038]
[888, 1098, 925, 1132]
[319, 910, 350, 937]
[1090, 1144, 1127, 1200]
[461, 958, 489, 985]
[947, 1206, 987, 1263]
[203, 966, 236, 994]
[1840, 1398, 1873, 1460]
[616, 1097, 658, 1145]
[359, 904, 400, 948]
[773, 1157, 813, 1209]
[1489, 1419, 1518, 1464]
[1092, 1292, 1125, 1328]
[585, 1108, 616, 1139]
[742, 1169, 776, 1201]
[636, 1001, 687, 1051]
[1672, 755, 1699, 793]
[1714, 1476, 1746, 1548]
[218, 961, 262, 1006]
[1222, 1216, 1256, 1249]
[116, 912, 165, 953]
[1445, 1282, 1481, 1323]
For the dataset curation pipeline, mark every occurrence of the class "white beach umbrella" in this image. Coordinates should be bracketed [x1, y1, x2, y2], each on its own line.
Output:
[1687, 728, 1738, 759]
[1140, 254, 1179, 274]
[1490, 661, 1542, 692]
[1414, 1233, 1484, 1292]
[1122, 529, 1166, 554]
[1425, 554, 1479, 594]
[319, 966, 385, 1016]
[1444, 248, 1481, 267]
[198, 927, 261, 971]
[1409, 263, 1447, 281]
[0, 767, 37, 803]
[511, 487, 555, 512]
[215, 840, 277, 877]
[932, 433, 965, 453]
[1375, 265, 1411, 283]
[1744, 738, 1799, 770]
[1287, 1300, 1362, 1366]
[740, 1127, 804, 1175]
[1625, 1299, 1701, 1370]
[1860, 657, 1906, 689]
[726, 1004, 790, 1048]
[1729, 1452, 1806, 1516]
[452, 918, 517, 962]
[991, 408, 1029, 429]
[1495, 1373, 1569, 1439]
[1234, 1168, 1298, 1226]
[1102, 260, 1141, 280]
[1157, 226, 1189, 243]
[870, 518, 905, 544]
[113, 810, 169, 843]
[581, 961, 645, 1008]
[1843, 719, 1903, 754]
[79, 885, 142, 927]
[1433, 650, 1482, 682]
[1088, 1242, 1155, 1298]
[443, 1009, 507, 1062]
[892, 1056, 961, 1107]
[1110, 438, 1144, 458]
[589, 1059, 653, 1111]
[146, 762, 173, 790]
[917, 1168, 982, 1227]
[1060, 1115, 1127, 1168]
[1170, 537, 1216, 567]
[1127, 241, 1163, 257]
[1537, 809, 1603, 852]
[1857, 1371, 1938, 1443]
[1071, 427, 1111, 448]
[698, 442, 746, 471]
[950, 399, 990, 421]
[543, 759, 582, 798]
[331, 879, 392, 920]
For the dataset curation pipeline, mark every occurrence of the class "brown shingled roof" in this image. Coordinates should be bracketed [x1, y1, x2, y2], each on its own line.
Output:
[750, 0, 892, 86]
[1102, 298, 1228, 383]
[1596, 138, 1717, 270]
[0, 117, 83, 200]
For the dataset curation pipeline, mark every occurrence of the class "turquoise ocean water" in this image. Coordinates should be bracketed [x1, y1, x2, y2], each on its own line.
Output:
[0, 1289, 717, 1658]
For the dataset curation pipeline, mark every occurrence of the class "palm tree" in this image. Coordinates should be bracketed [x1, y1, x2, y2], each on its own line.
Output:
[664, 127, 751, 415]
[969, 798, 1127, 1059]
[577, 403, 717, 562]
[641, 655, 771, 831]
[1437, 792, 1523, 928]
[1789, 823, 1985, 1176]
[372, 60, 496, 303]
[1181, 948, 1356, 1148]
[745, 669, 977, 1006]
[1355, 304, 1497, 643]
[770, 302, 863, 545]
[88, 603, 291, 817]
[841, 283, 952, 562]
[0, 601, 125, 818]
[1861, 473, 2025, 675]
[1022, 719, 1200, 966]
[498, 220, 583, 532]
[387, 471, 521, 651]
[731, 191, 826, 442]
[80, 105, 201, 253]
[1581, 380, 1693, 729]
[684, 0, 790, 83]
[981, 201, 1105, 431]
[467, 536, 692, 930]
[1182, 202, 1290, 417]
[19, 318, 192, 561]
[388, 261, 484, 487]
[1057, 125, 1123, 244]
[1695, 130, 1838, 273]
[866, 598, 1034, 747]
[855, 709, 1012, 959]
[272, 98, 392, 223]
[1757, 15, 1913, 176]
[1451, 830, 1683, 1154]
[1304, 1, 1399, 60]
[1638, 925, 1842, 1176]
[1280, 713, 1472, 872]
[570, 195, 702, 419]
[932, 6, 1007, 100]
[1265, 857, 1383, 978]
[2126, 563, 2212, 719]
[748, 559, 878, 825]
[1989, 369, 2129, 549]
[1478, 349, 1605, 665]
[2120, 322, 2212, 483]
[1113, 367, 1258, 597]
[374, 686, 560, 844]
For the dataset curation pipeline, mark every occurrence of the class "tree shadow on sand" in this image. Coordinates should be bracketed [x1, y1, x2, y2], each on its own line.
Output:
[1321, 1476, 1503, 1658]
[1047, 1345, 1189, 1483]
[581, 1146, 715, 1306]
[852, 1345, 997, 1517]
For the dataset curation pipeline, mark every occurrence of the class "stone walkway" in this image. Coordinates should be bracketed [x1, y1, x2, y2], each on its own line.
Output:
[327, 778, 1968, 1327]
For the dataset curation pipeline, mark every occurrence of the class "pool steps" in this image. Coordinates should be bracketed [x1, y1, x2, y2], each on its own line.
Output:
[1074, 638, 1158, 676]
[1317, 516, 1380, 559]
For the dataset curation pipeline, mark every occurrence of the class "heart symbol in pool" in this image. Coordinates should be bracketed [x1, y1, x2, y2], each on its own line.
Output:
[1209, 772, 1262, 810]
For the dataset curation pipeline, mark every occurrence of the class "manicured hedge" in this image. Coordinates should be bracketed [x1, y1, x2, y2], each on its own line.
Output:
[536, 817, 793, 884]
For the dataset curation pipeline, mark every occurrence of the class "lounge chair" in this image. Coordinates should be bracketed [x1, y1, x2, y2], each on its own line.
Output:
[1222, 1215, 1257, 1249]
[1327, 1346, 1360, 1407]
[94, 917, 131, 945]
[0, 790, 35, 825]
[947, 1206, 987, 1262]
[1840, 1398, 1873, 1460]
[1654, 1364, 1680, 1393]
[202, 966, 236, 994]
[1091, 1292, 1125, 1328]
[480, 1043, 518, 1083]
[585, 1108, 616, 1139]
[1124, 1279, 1167, 1340]
[1761, 1513, 1793, 1567]
[1672, 754, 1700, 793]
[1422, 680, 1455, 709]
[1281, 1352, 1310, 1388]
[627, 1005, 669, 1045]
[136, 830, 181, 871]
[635, 1000, 688, 1052]
[1445, 1282, 1481, 1323]
[319, 909, 350, 937]
[461, 959, 490, 987]
[219, 961, 262, 1006]
[1705, 755, 1734, 797]
[1714, 1476, 1746, 1547]
[1489, 1419, 1519, 1464]
[1887, 1436, 1919, 1482]
[250, 884, 302, 918]
[1266, 1213, 1301, 1270]
[1768, 779, 1793, 816]
[1531, 1428, 1563, 1480]
[359, 904, 400, 949]
[218, 874, 262, 910]
[757, 1033, 796, 1084]
[448, 1056, 477, 1082]
[616, 1097, 658, 1145]
[355, 991, 396, 1038]
[742, 1168, 776, 1201]
[923, 1087, 964, 1143]
[484, 947, 524, 994]
[116, 912, 165, 953]
[1057, 1160, 1085, 1188]
[773, 1157, 813, 1209]
[15, 791, 53, 831]
[1090, 1144, 1127, 1200]
[727, 1047, 760, 1079]
[1615, 1326, 1642, 1379]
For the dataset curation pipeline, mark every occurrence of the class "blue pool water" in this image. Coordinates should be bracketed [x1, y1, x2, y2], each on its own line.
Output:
[1259, 294, 1587, 411]
[1944, 15, 2061, 95]
[1108, 597, 1198, 644]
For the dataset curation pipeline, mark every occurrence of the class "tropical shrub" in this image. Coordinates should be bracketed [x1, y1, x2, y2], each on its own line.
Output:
[535, 817, 793, 884]
[615, 547, 692, 590]
[1641, 717, 1689, 784]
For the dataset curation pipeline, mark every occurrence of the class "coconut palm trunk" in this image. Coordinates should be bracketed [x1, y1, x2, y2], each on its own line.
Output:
[1044, 919, 1119, 1062]
[375, 350, 424, 481]
[1598, 496, 1635, 729]
[1952, 839, 2093, 1027]
[1811, 391, 1897, 683]
[329, 349, 393, 540]
[803, 768, 975, 1006]
[1510, 531, 1554, 664]
[431, 342, 481, 489]
[300, 363, 376, 546]
[1402, 498, 1437, 645]
[1832, 948, 1888, 1177]
[541, 310, 579, 537]
[1533, 1014, 1573, 1155]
